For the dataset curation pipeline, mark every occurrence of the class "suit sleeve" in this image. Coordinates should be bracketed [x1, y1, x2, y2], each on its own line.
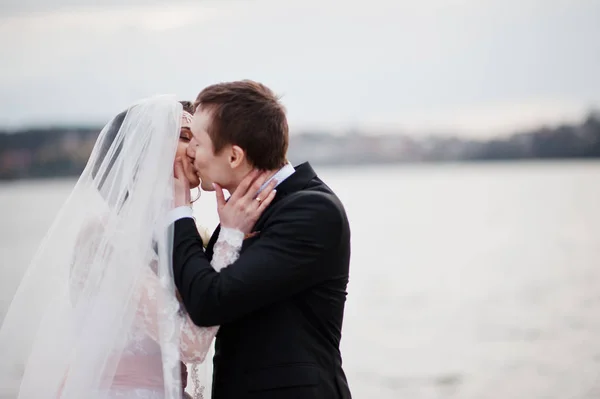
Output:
[172, 192, 343, 326]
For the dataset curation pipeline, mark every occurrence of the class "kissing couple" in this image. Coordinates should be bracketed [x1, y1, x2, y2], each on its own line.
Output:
[0, 80, 352, 399]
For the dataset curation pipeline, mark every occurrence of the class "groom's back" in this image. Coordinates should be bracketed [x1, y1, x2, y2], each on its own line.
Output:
[209, 165, 351, 399]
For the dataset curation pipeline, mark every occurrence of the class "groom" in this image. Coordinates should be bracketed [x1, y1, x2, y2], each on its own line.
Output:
[170, 80, 352, 398]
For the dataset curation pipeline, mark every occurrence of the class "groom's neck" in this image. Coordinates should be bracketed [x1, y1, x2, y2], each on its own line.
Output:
[228, 167, 280, 195]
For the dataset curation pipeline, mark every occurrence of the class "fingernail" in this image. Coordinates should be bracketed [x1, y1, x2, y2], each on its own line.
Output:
[212, 183, 217, 188]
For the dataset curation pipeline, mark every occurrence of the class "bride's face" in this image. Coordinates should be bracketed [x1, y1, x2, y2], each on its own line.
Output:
[176, 111, 201, 188]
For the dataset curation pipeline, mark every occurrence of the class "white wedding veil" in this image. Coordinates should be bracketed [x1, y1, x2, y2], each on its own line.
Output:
[0, 95, 191, 398]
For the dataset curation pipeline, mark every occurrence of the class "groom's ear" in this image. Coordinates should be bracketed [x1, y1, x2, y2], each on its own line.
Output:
[228, 145, 246, 168]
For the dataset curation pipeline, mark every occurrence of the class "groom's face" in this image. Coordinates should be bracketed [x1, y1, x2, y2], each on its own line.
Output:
[188, 107, 232, 191]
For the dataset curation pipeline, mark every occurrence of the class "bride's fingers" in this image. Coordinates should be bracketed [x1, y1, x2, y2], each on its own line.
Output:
[173, 158, 190, 199]
[242, 172, 271, 203]
[174, 158, 185, 180]
[256, 188, 277, 213]
[230, 170, 260, 202]
[255, 179, 277, 206]
[173, 160, 190, 206]
[214, 183, 226, 209]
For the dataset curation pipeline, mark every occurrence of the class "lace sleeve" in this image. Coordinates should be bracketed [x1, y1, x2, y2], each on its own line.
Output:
[186, 226, 244, 398]
[135, 227, 244, 362]
[211, 227, 244, 272]
[136, 269, 218, 363]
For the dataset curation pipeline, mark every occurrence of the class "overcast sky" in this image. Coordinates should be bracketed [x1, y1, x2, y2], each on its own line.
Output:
[1, 0, 599, 137]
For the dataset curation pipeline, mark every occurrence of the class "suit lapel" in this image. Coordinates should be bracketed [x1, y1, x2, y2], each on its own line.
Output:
[206, 225, 220, 260]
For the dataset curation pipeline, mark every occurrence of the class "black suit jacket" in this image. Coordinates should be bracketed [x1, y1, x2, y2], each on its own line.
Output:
[172, 162, 352, 399]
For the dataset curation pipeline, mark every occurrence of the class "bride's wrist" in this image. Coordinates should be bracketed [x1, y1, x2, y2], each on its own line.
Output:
[218, 227, 244, 246]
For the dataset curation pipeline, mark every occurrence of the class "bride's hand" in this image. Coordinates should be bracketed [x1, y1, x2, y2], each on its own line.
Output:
[174, 158, 191, 207]
[215, 170, 277, 234]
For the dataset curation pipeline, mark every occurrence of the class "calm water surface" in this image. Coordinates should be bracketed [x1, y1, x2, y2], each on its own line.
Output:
[1, 161, 600, 398]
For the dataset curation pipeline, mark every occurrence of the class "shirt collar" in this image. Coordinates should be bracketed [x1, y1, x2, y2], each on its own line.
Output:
[257, 162, 295, 194]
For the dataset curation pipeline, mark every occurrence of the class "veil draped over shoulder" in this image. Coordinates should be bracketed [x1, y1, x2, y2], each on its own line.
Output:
[0, 95, 201, 398]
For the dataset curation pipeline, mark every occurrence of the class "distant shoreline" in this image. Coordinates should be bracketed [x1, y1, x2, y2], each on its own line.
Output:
[1, 158, 599, 184]
[1, 111, 599, 181]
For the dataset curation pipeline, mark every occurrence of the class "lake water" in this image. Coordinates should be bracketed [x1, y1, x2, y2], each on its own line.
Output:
[1, 161, 600, 398]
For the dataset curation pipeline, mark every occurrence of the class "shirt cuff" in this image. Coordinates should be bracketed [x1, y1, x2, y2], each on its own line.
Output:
[166, 206, 194, 226]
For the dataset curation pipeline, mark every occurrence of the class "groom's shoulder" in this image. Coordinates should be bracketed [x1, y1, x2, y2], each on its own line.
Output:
[293, 185, 341, 206]
[276, 184, 347, 224]
[306, 174, 345, 209]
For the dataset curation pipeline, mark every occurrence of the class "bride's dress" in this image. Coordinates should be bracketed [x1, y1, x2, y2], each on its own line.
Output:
[0, 97, 230, 399]
[91, 225, 242, 399]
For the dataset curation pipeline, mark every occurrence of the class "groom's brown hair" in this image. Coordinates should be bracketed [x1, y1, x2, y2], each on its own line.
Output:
[194, 80, 288, 170]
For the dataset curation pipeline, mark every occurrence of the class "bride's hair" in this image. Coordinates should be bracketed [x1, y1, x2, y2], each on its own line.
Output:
[91, 101, 191, 207]
[179, 100, 194, 114]
[93, 101, 190, 186]
[90, 110, 127, 186]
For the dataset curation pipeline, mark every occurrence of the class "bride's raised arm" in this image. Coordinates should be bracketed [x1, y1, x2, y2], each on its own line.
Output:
[138, 169, 278, 363]
[135, 225, 244, 363]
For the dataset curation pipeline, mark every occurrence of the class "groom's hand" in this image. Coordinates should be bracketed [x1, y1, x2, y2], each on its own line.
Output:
[215, 170, 277, 234]
[174, 158, 191, 207]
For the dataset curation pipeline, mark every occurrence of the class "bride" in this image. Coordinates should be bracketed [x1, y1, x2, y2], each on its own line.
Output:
[0, 96, 275, 399]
